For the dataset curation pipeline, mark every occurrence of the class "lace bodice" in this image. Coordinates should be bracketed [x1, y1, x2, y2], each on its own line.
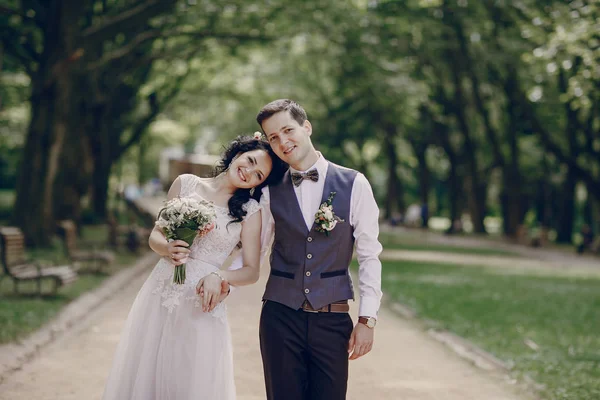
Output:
[179, 174, 260, 266]
[151, 174, 261, 319]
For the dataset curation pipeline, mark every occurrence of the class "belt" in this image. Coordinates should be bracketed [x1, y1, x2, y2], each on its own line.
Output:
[301, 300, 349, 313]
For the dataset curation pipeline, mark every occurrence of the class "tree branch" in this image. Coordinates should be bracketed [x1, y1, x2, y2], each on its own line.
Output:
[1, 34, 38, 68]
[116, 65, 192, 158]
[0, 5, 40, 25]
[86, 28, 273, 72]
[82, 0, 176, 47]
[86, 29, 162, 71]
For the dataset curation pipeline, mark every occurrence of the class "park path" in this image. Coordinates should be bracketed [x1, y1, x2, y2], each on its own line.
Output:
[0, 256, 535, 400]
[380, 225, 600, 271]
[380, 249, 600, 278]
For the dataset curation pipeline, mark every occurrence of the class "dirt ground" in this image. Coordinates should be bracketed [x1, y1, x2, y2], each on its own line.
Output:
[0, 258, 535, 400]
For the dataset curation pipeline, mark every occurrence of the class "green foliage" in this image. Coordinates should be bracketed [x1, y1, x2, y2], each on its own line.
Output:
[2, 0, 599, 239]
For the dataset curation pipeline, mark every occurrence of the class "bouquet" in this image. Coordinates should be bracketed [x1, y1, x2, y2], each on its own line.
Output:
[156, 197, 217, 284]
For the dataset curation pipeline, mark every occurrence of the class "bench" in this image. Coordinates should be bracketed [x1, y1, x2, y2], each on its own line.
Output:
[0, 227, 78, 295]
[56, 220, 116, 273]
[516, 224, 548, 248]
[106, 212, 151, 254]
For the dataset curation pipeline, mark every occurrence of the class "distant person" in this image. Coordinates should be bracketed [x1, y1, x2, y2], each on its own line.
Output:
[420, 203, 429, 229]
[389, 211, 404, 226]
[576, 224, 594, 254]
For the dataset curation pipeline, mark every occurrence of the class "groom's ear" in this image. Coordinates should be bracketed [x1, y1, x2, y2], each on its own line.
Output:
[304, 120, 313, 136]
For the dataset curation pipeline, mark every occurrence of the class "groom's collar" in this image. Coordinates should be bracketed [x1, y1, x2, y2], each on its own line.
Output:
[289, 152, 328, 177]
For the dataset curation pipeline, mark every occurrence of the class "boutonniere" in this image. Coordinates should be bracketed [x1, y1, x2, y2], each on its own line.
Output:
[314, 192, 344, 236]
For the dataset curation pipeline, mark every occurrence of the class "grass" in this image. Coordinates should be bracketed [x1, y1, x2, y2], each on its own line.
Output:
[0, 275, 108, 343]
[379, 232, 521, 257]
[0, 224, 141, 345]
[0, 189, 15, 222]
[370, 259, 600, 400]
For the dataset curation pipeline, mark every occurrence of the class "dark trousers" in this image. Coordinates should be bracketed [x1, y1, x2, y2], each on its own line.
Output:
[259, 300, 354, 400]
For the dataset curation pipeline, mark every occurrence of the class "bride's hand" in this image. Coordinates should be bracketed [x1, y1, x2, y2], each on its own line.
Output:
[196, 279, 230, 312]
[196, 273, 227, 312]
[166, 240, 190, 266]
[196, 278, 230, 312]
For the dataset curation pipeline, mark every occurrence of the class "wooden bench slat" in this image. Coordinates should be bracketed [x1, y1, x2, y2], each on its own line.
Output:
[1, 226, 79, 294]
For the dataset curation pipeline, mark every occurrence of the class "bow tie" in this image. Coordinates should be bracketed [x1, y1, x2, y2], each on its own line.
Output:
[291, 169, 319, 187]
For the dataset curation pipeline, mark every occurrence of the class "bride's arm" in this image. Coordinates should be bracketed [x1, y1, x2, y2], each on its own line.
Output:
[198, 210, 262, 311]
[221, 210, 262, 285]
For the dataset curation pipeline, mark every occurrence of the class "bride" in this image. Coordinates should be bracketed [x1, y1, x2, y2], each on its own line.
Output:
[102, 135, 287, 400]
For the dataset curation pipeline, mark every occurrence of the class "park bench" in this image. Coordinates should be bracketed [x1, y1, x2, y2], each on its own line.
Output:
[56, 220, 115, 273]
[106, 212, 151, 253]
[0, 227, 78, 295]
[516, 224, 548, 247]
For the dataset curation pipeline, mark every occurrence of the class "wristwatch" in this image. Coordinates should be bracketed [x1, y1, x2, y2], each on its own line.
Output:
[358, 316, 377, 329]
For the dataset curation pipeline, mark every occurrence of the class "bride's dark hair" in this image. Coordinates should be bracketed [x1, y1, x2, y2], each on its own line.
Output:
[214, 135, 287, 224]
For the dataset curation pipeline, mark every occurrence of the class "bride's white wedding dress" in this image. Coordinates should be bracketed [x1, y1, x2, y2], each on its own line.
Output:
[102, 174, 260, 400]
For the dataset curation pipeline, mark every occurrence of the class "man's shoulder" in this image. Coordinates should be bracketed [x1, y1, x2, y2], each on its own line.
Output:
[327, 161, 359, 178]
[268, 168, 289, 186]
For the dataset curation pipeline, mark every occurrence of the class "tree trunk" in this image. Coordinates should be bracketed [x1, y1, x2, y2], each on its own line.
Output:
[433, 116, 461, 234]
[88, 98, 115, 220]
[442, 2, 486, 233]
[91, 154, 112, 220]
[555, 68, 580, 243]
[53, 77, 92, 223]
[448, 75, 486, 233]
[383, 125, 404, 220]
[13, 0, 86, 246]
[501, 69, 524, 237]
[556, 170, 577, 243]
[13, 81, 60, 246]
[414, 141, 430, 228]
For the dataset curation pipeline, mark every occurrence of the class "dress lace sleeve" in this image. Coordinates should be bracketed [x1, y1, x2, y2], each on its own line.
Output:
[242, 199, 261, 220]
[177, 174, 198, 197]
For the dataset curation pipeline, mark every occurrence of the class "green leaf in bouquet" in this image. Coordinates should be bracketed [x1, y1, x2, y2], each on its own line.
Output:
[174, 227, 198, 246]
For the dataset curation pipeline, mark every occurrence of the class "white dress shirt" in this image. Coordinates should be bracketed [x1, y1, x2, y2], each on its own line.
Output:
[258, 154, 383, 318]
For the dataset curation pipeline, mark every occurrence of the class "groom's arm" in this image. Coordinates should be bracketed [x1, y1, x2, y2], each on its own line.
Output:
[347, 172, 383, 360]
[350, 173, 383, 318]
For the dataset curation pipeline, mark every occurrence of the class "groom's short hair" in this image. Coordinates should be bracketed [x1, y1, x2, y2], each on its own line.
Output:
[257, 99, 307, 128]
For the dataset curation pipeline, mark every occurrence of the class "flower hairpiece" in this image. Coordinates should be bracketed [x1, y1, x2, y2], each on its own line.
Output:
[253, 131, 263, 140]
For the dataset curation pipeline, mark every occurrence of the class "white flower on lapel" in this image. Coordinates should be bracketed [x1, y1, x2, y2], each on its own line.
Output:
[314, 192, 344, 236]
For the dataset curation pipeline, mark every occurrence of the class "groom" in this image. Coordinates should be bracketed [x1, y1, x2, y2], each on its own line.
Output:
[256, 99, 383, 400]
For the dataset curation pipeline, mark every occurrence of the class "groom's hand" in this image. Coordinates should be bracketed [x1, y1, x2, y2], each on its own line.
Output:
[348, 323, 374, 360]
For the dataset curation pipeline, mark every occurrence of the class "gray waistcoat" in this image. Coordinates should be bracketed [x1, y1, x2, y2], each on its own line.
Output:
[263, 162, 358, 310]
